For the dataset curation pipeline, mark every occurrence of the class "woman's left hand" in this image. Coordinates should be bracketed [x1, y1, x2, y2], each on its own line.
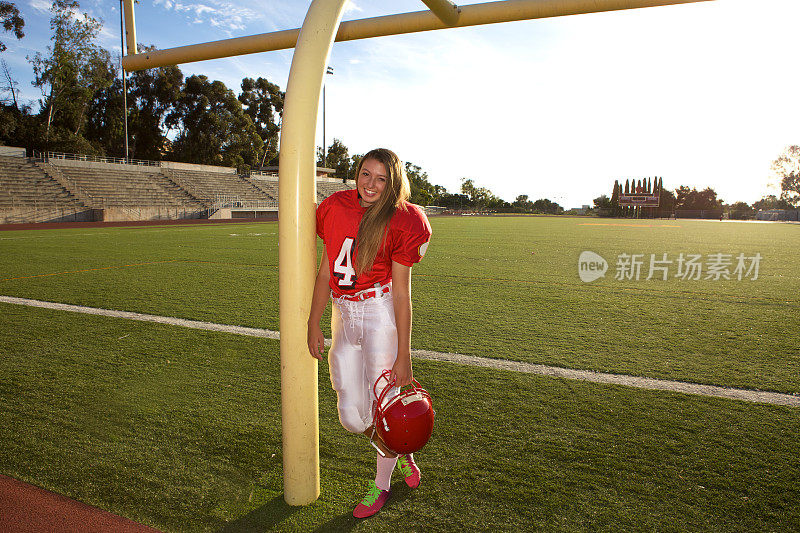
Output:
[391, 356, 413, 388]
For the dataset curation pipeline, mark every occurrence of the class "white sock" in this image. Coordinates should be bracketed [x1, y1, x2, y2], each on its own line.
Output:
[375, 453, 398, 491]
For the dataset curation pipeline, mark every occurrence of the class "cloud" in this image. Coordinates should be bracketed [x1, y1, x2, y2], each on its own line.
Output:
[344, 0, 363, 15]
[28, 0, 51, 15]
[153, 0, 294, 34]
[98, 23, 116, 42]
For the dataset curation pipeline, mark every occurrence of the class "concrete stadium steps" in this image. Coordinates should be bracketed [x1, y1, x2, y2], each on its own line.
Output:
[55, 166, 201, 208]
[166, 169, 274, 205]
[153, 170, 204, 207]
[0, 156, 85, 209]
[316, 180, 354, 202]
[247, 177, 352, 203]
[247, 178, 278, 201]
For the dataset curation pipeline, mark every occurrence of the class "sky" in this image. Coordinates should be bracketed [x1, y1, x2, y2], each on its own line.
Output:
[3, 0, 799, 208]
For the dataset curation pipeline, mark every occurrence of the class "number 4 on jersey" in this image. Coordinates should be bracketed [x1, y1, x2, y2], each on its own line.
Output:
[333, 237, 356, 288]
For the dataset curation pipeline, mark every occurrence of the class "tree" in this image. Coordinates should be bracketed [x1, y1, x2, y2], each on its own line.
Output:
[675, 185, 691, 207]
[239, 76, 283, 167]
[772, 145, 800, 206]
[460, 177, 476, 199]
[752, 195, 793, 211]
[728, 201, 754, 220]
[659, 186, 676, 212]
[405, 161, 441, 206]
[675, 186, 721, 210]
[84, 74, 123, 156]
[167, 74, 262, 170]
[512, 194, 529, 210]
[0, 58, 18, 108]
[432, 184, 447, 200]
[316, 138, 350, 179]
[84, 47, 184, 160]
[28, 0, 112, 151]
[593, 194, 612, 209]
[123, 46, 183, 160]
[697, 187, 722, 209]
[0, 2, 24, 53]
[511, 195, 532, 213]
[532, 198, 563, 214]
[436, 192, 470, 209]
[460, 177, 498, 210]
[347, 153, 362, 180]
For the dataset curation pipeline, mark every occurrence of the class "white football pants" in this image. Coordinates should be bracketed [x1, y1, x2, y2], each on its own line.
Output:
[329, 289, 398, 434]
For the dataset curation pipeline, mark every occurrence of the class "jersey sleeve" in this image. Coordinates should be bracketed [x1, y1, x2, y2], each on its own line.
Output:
[316, 197, 331, 239]
[389, 205, 432, 267]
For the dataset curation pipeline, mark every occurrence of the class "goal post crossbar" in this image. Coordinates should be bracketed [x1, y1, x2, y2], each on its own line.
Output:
[121, 0, 713, 71]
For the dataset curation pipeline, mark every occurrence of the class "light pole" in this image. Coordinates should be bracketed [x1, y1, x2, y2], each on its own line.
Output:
[119, 0, 129, 162]
[322, 66, 333, 167]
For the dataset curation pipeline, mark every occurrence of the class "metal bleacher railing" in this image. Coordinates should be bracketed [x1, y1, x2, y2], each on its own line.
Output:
[33, 150, 160, 167]
[212, 194, 278, 210]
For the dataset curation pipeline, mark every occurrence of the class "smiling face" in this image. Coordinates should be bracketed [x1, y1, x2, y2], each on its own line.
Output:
[356, 158, 388, 208]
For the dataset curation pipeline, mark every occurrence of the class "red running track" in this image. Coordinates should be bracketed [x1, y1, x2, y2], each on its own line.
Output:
[0, 214, 277, 232]
[0, 474, 161, 533]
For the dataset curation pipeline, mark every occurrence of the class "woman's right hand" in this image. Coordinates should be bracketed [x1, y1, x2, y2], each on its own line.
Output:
[307, 322, 326, 360]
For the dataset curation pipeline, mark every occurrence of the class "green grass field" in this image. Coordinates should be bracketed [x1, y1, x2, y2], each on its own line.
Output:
[1, 216, 798, 531]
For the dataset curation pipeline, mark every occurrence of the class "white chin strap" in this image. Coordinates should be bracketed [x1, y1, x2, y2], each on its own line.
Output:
[369, 426, 387, 457]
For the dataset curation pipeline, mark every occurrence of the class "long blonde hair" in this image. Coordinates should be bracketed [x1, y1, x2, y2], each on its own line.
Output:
[355, 148, 411, 275]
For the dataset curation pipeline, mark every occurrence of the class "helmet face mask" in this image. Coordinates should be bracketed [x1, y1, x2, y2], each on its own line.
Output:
[373, 370, 435, 455]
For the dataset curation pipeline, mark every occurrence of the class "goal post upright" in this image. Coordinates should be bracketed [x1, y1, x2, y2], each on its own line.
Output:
[121, 0, 137, 56]
[277, 0, 350, 506]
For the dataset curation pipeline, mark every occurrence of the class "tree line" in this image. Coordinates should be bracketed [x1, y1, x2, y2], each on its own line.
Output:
[593, 150, 800, 220]
[0, 0, 283, 171]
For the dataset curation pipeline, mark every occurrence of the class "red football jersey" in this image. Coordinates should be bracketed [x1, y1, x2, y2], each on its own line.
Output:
[316, 189, 432, 296]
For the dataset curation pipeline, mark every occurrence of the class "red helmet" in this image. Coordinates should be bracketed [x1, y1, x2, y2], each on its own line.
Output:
[373, 370, 435, 455]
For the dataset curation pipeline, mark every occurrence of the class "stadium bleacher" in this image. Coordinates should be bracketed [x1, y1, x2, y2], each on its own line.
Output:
[316, 179, 354, 202]
[0, 149, 354, 224]
[56, 165, 202, 208]
[0, 155, 88, 223]
[164, 168, 274, 207]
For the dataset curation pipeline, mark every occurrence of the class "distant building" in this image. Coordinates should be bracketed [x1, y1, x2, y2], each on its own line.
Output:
[424, 206, 447, 216]
[756, 209, 799, 221]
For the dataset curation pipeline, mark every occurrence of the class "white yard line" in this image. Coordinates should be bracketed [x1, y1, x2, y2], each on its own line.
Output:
[1, 295, 797, 407]
[0, 295, 278, 339]
[411, 350, 800, 407]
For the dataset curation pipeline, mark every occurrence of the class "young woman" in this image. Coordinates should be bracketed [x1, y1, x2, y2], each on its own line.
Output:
[307, 148, 432, 518]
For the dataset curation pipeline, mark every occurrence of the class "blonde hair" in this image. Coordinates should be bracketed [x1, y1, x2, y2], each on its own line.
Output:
[355, 148, 411, 275]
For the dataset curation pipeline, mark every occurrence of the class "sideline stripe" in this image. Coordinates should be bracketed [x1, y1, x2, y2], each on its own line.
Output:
[0, 295, 797, 407]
